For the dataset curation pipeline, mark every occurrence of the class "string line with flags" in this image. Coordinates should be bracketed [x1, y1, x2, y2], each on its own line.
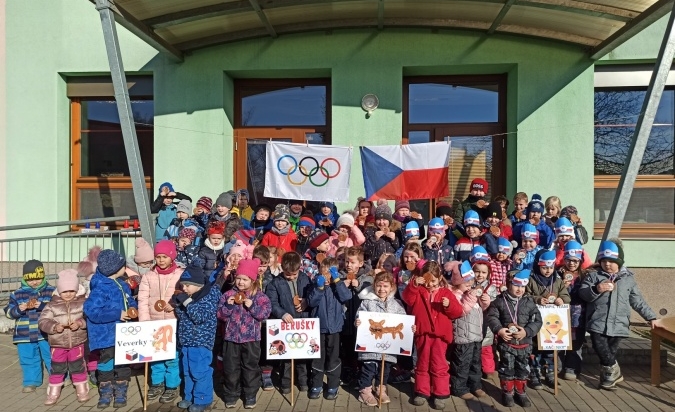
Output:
[264, 141, 353, 202]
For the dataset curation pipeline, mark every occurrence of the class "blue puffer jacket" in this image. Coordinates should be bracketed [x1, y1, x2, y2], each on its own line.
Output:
[174, 284, 220, 349]
[84, 270, 138, 351]
[4, 279, 55, 344]
[513, 220, 555, 249]
[513, 246, 543, 270]
[266, 272, 313, 319]
[307, 278, 352, 334]
[156, 205, 177, 242]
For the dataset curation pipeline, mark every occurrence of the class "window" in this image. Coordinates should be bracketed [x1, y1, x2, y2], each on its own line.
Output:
[404, 75, 507, 219]
[594, 67, 675, 238]
[69, 76, 153, 223]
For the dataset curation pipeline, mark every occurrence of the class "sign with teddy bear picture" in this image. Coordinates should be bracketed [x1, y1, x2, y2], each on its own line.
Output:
[355, 312, 415, 356]
[114, 319, 177, 365]
[266, 318, 321, 360]
[537, 305, 572, 351]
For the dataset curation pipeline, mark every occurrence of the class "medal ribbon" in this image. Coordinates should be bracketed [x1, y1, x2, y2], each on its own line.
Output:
[502, 294, 519, 325]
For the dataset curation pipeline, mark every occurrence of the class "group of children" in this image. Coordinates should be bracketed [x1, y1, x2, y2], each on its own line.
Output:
[4, 178, 660, 410]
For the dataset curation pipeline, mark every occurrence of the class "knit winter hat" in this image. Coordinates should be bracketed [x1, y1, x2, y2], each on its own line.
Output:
[470, 178, 488, 193]
[451, 260, 475, 286]
[229, 240, 247, 258]
[215, 192, 233, 210]
[511, 269, 530, 287]
[237, 258, 261, 281]
[298, 216, 316, 229]
[395, 200, 410, 213]
[470, 246, 490, 264]
[254, 203, 273, 216]
[237, 189, 249, 200]
[320, 201, 334, 210]
[596, 240, 624, 267]
[486, 201, 502, 219]
[176, 199, 192, 215]
[308, 229, 330, 250]
[405, 221, 420, 238]
[554, 217, 575, 238]
[158, 182, 175, 196]
[97, 249, 126, 276]
[463, 210, 481, 228]
[537, 250, 556, 267]
[273, 204, 291, 222]
[521, 223, 539, 241]
[374, 204, 393, 222]
[564, 240, 584, 261]
[497, 237, 514, 255]
[527, 194, 545, 215]
[155, 240, 177, 260]
[435, 201, 452, 218]
[134, 238, 154, 263]
[23, 259, 46, 281]
[178, 226, 197, 243]
[336, 212, 356, 228]
[196, 196, 213, 212]
[560, 205, 579, 220]
[180, 263, 206, 287]
[207, 220, 225, 236]
[57, 269, 80, 293]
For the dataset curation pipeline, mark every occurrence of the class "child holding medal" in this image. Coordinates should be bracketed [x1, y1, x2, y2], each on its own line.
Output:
[138, 240, 184, 404]
[486, 269, 542, 408]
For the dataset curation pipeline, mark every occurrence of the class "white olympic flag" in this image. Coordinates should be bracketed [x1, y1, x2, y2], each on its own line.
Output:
[264, 142, 352, 202]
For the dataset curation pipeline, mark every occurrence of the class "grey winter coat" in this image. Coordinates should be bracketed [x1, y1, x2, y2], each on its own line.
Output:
[451, 289, 486, 345]
[579, 267, 655, 337]
[356, 287, 407, 363]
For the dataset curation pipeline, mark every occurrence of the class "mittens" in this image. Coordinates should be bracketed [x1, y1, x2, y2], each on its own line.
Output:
[317, 276, 326, 288]
[329, 266, 340, 281]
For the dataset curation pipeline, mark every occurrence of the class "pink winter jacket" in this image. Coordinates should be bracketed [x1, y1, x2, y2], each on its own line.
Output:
[138, 266, 184, 321]
[326, 225, 366, 257]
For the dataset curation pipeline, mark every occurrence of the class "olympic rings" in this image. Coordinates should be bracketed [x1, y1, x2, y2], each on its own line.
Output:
[285, 332, 308, 349]
[375, 342, 391, 350]
[276, 155, 341, 187]
[120, 326, 141, 336]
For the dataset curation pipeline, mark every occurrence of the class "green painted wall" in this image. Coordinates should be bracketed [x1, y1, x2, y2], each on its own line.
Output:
[3, 0, 674, 267]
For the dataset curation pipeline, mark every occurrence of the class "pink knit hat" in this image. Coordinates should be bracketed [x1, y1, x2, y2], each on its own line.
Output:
[395, 200, 411, 213]
[57, 269, 80, 294]
[134, 238, 154, 263]
[237, 258, 261, 281]
[154, 240, 177, 260]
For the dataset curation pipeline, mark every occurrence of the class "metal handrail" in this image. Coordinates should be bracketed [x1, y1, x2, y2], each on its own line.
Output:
[0, 216, 139, 232]
[0, 229, 138, 243]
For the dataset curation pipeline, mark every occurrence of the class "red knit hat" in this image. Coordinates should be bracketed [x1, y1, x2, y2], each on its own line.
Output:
[470, 178, 488, 193]
[207, 220, 225, 236]
[237, 258, 261, 281]
[298, 216, 316, 229]
[155, 240, 177, 260]
[308, 230, 330, 250]
[197, 196, 213, 212]
[178, 227, 197, 242]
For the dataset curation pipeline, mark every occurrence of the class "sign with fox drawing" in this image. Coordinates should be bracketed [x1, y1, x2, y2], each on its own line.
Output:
[355, 312, 415, 356]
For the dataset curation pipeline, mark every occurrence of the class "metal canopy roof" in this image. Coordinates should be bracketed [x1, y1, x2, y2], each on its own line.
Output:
[95, 0, 675, 62]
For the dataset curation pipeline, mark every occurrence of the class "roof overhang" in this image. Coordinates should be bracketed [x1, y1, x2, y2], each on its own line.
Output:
[91, 0, 675, 62]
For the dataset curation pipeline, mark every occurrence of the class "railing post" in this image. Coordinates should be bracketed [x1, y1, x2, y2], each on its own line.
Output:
[94, 0, 155, 245]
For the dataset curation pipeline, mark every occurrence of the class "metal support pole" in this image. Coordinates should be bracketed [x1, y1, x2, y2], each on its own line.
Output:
[602, 3, 675, 242]
[95, 0, 155, 244]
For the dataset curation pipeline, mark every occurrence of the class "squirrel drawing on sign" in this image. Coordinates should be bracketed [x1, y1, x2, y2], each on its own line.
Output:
[542, 313, 568, 344]
[152, 325, 173, 352]
[368, 319, 404, 340]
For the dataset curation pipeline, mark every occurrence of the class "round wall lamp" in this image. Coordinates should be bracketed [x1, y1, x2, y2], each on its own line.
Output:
[361, 94, 379, 118]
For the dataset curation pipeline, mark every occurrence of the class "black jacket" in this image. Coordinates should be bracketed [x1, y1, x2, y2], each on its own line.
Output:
[151, 192, 192, 214]
[265, 272, 312, 320]
[486, 294, 542, 345]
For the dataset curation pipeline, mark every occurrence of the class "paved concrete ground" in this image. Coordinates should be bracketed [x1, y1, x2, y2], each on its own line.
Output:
[3, 332, 675, 412]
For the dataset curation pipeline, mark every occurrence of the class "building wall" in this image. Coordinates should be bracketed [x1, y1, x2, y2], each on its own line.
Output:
[2, 0, 674, 267]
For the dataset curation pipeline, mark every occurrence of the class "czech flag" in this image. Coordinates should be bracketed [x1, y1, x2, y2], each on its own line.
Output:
[360, 141, 451, 201]
[355, 344, 367, 351]
[399, 347, 411, 356]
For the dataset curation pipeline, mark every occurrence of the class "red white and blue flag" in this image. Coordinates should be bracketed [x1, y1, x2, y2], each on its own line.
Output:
[360, 141, 451, 201]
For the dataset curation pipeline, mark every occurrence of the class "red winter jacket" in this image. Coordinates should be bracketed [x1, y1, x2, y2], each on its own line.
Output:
[402, 280, 463, 343]
[261, 230, 298, 254]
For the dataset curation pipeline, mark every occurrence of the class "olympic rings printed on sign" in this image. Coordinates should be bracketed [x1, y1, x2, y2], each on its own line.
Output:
[285, 332, 308, 349]
[375, 342, 391, 350]
[277, 155, 341, 187]
[120, 326, 141, 336]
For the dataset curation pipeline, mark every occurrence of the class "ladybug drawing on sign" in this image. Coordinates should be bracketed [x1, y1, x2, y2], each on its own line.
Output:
[307, 338, 320, 355]
[269, 340, 287, 356]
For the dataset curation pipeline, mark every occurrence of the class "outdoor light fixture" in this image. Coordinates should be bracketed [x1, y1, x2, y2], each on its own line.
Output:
[361, 94, 379, 117]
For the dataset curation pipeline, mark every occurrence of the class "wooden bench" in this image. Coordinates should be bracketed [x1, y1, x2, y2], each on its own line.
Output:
[652, 317, 675, 386]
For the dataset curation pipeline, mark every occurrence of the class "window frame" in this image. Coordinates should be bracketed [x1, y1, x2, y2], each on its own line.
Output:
[593, 70, 675, 239]
[70, 97, 153, 226]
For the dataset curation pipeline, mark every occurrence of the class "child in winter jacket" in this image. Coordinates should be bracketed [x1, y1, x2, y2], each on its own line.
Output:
[552, 217, 592, 269]
[217, 259, 272, 408]
[306, 257, 352, 400]
[449, 261, 490, 400]
[513, 194, 555, 249]
[245, 204, 274, 238]
[261, 204, 298, 255]
[486, 269, 542, 408]
[579, 240, 657, 391]
[490, 237, 514, 288]
[124, 238, 154, 293]
[558, 240, 588, 381]
[38, 269, 89, 405]
[152, 182, 191, 242]
[210, 192, 241, 241]
[454, 211, 484, 262]
[526, 249, 571, 389]
[295, 214, 315, 255]
[3, 259, 55, 392]
[423, 217, 454, 265]
[452, 177, 489, 223]
[364, 204, 401, 267]
[513, 223, 543, 270]
[300, 229, 331, 279]
[397, 243, 423, 298]
[192, 196, 213, 234]
[199, 221, 226, 272]
[84, 249, 138, 409]
[402, 260, 463, 410]
[138, 240, 184, 403]
[355, 198, 375, 232]
[508, 192, 529, 226]
[235, 189, 255, 227]
[354, 271, 412, 406]
[467, 247, 499, 376]
[392, 200, 426, 242]
[314, 201, 338, 234]
[326, 211, 366, 257]
[173, 261, 220, 412]
[165, 199, 203, 243]
[265, 252, 313, 393]
[176, 227, 200, 267]
[482, 201, 513, 254]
